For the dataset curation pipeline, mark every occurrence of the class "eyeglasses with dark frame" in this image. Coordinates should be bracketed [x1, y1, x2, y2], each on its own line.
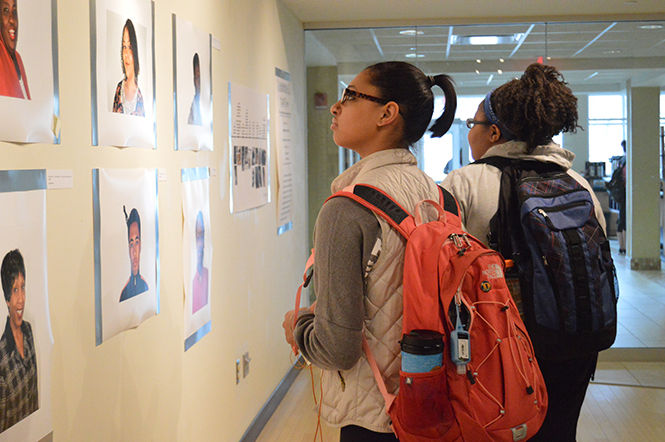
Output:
[341, 88, 389, 105]
[466, 118, 493, 129]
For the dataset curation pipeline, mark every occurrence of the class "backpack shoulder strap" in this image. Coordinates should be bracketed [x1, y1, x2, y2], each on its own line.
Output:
[474, 156, 566, 175]
[327, 184, 414, 237]
[437, 185, 462, 229]
[328, 184, 462, 237]
[473, 156, 513, 170]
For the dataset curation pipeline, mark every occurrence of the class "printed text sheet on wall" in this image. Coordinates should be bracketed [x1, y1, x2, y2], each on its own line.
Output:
[229, 82, 270, 213]
[275, 68, 294, 235]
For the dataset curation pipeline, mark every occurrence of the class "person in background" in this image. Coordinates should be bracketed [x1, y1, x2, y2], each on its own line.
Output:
[282, 61, 456, 441]
[112, 19, 144, 117]
[0, 0, 30, 99]
[0, 249, 38, 432]
[442, 63, 605, 442]
[615, 140, 627, 254]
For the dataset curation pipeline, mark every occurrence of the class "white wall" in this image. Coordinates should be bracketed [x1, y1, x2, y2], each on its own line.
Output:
[0, 0, 307, 440]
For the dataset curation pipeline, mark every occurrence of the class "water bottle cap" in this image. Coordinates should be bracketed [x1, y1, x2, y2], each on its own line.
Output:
[400, 330, 444, 355]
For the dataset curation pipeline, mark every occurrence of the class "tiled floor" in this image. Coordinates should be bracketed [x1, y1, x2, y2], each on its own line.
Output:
[593, 362, 665, 388]
[258, 240, 665, 441]
[610, 240, 665, 348]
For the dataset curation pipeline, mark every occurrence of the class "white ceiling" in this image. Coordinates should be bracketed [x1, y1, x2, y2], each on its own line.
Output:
[281, 0, 665, 28]
[283, 1, 665, 92]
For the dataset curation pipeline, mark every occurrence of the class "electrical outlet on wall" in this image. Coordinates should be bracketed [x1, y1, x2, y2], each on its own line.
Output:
[235, 359, 241, 384]
[242, 352, 251, 378]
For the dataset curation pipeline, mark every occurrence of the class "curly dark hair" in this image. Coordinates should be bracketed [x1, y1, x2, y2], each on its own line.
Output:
[491, 63, 579, 153]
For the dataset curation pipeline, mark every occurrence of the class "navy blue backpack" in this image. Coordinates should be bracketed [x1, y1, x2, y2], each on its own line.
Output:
[476, 157, 618, 361]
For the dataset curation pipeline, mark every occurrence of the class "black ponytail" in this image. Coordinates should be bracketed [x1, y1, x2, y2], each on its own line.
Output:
[365, 62, 458, 147]
[428, 74, 457, 138]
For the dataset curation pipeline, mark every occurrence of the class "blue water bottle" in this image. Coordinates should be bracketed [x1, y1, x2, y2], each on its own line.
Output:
[400, 330, 444, 373]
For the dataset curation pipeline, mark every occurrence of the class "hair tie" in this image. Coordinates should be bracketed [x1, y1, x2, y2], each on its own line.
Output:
[483, 90, 516, 141]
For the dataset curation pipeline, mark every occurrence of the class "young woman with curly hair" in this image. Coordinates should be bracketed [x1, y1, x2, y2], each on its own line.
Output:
[443, 63, 605, 442]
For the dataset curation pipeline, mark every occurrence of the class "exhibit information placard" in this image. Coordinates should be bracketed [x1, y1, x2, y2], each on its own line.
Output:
[228, 82, 270, 213]
[275, 67, 294, 235]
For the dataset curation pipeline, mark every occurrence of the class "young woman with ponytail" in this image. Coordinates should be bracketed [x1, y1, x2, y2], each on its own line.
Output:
[443, 63, 605, 442]
[282, 62, 456, 441]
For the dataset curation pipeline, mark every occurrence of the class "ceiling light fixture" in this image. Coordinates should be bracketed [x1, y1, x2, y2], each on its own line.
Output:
[452, 33, 524, 45]
[640, 24, 664, 30]
[476, 59, 482, 63]
[400, 29, 424, 36]
[405, 53, 424, 58]
[499, 58, 505, 63]
[475, 69, 480, 74]
[497, 69, 503, 74]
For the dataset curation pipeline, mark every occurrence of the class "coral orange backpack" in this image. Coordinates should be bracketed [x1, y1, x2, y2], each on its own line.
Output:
[294, 184, 547, 441]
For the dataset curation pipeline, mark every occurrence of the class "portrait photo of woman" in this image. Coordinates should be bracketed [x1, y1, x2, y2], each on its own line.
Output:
[0, 0, 59, 144]
[112, 18, 144, 117]
[0, 169, 53, 441]
[0, 0, 30, 100]
[92, 0, 154, 148]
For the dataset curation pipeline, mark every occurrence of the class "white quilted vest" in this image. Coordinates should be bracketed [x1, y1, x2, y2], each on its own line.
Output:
[319, 148, 440, 432]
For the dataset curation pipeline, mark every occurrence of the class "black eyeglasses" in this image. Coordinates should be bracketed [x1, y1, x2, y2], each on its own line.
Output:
[341, 88, 389, 105]
[465, 118, 493, 129]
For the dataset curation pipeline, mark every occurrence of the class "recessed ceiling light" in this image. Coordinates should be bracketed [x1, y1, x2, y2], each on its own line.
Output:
[546, 56, 552, 60]
[499, 58, 505, 63]
[475, 69, 480, 74]
[400, 29, 424, 36]
[405, 53, 424, 58]
[640, 24, 664, 30]
[497, 69, 503, 74]
[476, 59, 482, 64]
[452, 34, 524, 45]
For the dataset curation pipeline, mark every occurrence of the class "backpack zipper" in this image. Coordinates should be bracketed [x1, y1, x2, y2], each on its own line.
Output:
[520, 187, 587, 202]
[448, 233, 472, 256]
[535, 200, 589, 230]
[536, 209, 555, 230]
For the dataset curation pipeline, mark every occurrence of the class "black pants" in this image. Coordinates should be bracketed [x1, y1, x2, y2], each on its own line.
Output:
[530, 353, 598, 442]
[617, 200, 626, 232]
[340, 425, 398, 442]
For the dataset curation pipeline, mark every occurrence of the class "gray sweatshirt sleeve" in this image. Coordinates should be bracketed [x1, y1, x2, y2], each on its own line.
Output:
[294, 196, 380, 370]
